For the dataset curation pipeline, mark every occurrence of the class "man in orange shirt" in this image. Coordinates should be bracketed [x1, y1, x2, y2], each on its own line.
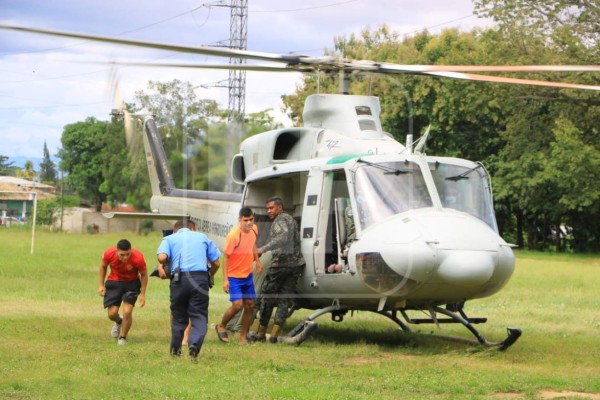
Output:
[216, 207, 263, 344]
[98, 239, 148, 346]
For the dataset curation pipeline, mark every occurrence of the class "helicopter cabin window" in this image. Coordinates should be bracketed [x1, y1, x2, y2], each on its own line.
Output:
[430, 162, 498, 232]
[353, 161, 432, 230]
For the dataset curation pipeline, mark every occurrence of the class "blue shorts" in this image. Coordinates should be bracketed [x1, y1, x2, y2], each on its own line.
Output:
[228, 274, 256, 302]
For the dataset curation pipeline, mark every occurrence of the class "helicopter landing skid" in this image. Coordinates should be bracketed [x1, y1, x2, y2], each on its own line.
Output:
[281, 304, 348, 346]
[282, 304, 521, 350]
[400, 306, 522, 351]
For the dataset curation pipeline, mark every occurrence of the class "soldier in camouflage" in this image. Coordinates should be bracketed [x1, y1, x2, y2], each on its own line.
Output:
[256, 197, 305, 343]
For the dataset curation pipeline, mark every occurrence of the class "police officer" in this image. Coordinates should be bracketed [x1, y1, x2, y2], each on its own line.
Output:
[256, 197, 305, 343]
[157, 219, 220, 360]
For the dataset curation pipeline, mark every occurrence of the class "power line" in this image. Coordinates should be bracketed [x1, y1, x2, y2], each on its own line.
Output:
[251, 0, 359, 13]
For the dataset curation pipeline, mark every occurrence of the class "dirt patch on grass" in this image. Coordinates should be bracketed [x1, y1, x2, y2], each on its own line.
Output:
[489, 393, 524, 399]
[539, 391, 600, 399]
[488, 391, 600, 399]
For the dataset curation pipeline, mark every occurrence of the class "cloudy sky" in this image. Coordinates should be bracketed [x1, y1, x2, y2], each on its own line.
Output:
[0, 0, 491, 161]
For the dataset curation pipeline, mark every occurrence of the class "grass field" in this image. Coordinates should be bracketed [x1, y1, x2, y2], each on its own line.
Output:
[1, 228, 599, 400]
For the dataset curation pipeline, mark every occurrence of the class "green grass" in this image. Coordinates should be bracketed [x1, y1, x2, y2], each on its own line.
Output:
[1, 229, 599, 399]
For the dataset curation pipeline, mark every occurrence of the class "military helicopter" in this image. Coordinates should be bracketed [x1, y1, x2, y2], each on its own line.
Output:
[3, 24, 600, 350]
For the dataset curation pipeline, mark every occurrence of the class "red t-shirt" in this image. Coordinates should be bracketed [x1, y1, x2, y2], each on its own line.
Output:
[224, 225, 258, 278]
[102, 247, 147, 282]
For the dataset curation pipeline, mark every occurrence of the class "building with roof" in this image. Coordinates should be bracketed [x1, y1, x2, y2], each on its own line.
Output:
[0, 176, 55, 222]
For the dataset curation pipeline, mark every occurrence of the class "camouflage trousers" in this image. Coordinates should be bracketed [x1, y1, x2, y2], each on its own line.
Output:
[258, 265, 303, 327]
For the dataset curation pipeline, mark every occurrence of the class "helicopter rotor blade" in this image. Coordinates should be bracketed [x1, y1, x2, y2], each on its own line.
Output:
[421, 71, 600, 91]
[379, 64, 600, 73]
[3, 24, 599, 90]
[0, 24, 307, 64]
[82, 60, 305, 72]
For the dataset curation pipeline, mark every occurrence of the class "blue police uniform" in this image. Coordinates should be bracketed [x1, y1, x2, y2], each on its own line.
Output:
[157, 227, 221, 356]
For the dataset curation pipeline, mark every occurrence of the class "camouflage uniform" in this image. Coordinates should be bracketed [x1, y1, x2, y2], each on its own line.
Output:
[258, 212, 305, 327]
[342, 204, 356, 258]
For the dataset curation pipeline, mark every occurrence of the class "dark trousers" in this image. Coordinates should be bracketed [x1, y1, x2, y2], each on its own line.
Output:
[170, 272, 210, 352]
[259, 266, 302, 327]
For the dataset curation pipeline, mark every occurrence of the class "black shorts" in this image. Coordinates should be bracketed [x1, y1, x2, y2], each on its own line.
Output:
[103, 279, 141, 308]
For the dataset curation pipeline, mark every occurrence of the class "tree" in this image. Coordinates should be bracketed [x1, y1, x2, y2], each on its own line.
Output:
[131, 79, 222, 190]
[474, 0, 600, 251]
[16, 160, 36, 180]
[39, 141, 57, 184]
[474, 0, 600, 61]
[0, 155, 15, 176]
[283, 20, 599, 251]
[58, 117, 109, 211]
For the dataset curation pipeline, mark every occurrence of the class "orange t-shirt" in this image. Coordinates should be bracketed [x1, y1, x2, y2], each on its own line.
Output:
[224, 225, 258, 278]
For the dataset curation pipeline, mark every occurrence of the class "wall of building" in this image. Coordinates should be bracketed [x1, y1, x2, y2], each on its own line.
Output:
[56, 208, 171, 234]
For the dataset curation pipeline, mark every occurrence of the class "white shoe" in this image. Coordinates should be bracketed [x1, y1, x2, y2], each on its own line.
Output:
[117, 337, 127, 346]
[111, 319, 122, 338]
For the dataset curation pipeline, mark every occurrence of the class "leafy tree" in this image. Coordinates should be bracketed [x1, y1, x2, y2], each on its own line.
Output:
[58, 117, 109, 211]
[131, 79, 222, 190]
[39, 141, 57, 184]
[98, 113, 135, 208]
[474, 0, 599, 61]
[283, 19, 599, 251]
[474, 0, 600, 251]
[0, 155, 15, 176]
[245, 109, 284, 137]
[16, 160, 36, 180]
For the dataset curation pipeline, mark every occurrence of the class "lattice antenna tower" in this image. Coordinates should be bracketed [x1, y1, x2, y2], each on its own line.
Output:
[228, 0, 248, 124]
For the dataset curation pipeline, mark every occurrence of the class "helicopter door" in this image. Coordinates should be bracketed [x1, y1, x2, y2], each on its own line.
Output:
[312, 170, 350, 275]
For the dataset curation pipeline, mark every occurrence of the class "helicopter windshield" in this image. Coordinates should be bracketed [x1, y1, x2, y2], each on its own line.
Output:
[353, 160, 433, 229]
[430, 162, 498, 232]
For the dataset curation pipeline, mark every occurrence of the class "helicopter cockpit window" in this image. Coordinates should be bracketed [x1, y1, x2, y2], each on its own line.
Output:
[353, 161, 432, 229]
[430, 162, 498, 232]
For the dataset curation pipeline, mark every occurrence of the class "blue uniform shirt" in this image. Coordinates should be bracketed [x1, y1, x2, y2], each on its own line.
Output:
[157, 228, 221, 272]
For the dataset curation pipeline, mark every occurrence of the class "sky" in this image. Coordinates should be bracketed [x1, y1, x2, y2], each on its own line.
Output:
[0, 0, 492, 162]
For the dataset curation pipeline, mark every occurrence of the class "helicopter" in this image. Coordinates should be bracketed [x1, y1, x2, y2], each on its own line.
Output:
[3, 24, 600, 351]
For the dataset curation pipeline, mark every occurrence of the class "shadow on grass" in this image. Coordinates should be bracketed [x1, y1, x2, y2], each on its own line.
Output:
[286, 318, 479, 354]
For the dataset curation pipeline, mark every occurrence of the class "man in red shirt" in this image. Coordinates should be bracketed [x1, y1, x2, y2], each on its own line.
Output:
[98, 239, 148, 345]
[216, 207, 263, 344]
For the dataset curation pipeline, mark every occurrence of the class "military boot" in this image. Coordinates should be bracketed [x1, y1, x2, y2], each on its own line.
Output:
[269, 324, 282, 343]
[256, 325, 267, 343]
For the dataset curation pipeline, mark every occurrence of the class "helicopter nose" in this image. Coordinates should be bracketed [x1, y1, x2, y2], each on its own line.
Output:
[353, 210, 514, 291]
[436, 250, 494, 286]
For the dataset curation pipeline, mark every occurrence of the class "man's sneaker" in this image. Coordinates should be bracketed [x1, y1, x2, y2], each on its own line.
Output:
[170, 347, 181, 357]
[111, 320, 122, 338]
[117, 337, 127, 346]
[188, 345, 199, 363]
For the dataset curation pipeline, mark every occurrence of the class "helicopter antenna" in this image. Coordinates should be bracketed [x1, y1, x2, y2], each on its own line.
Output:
[414, 125, 431, 154]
